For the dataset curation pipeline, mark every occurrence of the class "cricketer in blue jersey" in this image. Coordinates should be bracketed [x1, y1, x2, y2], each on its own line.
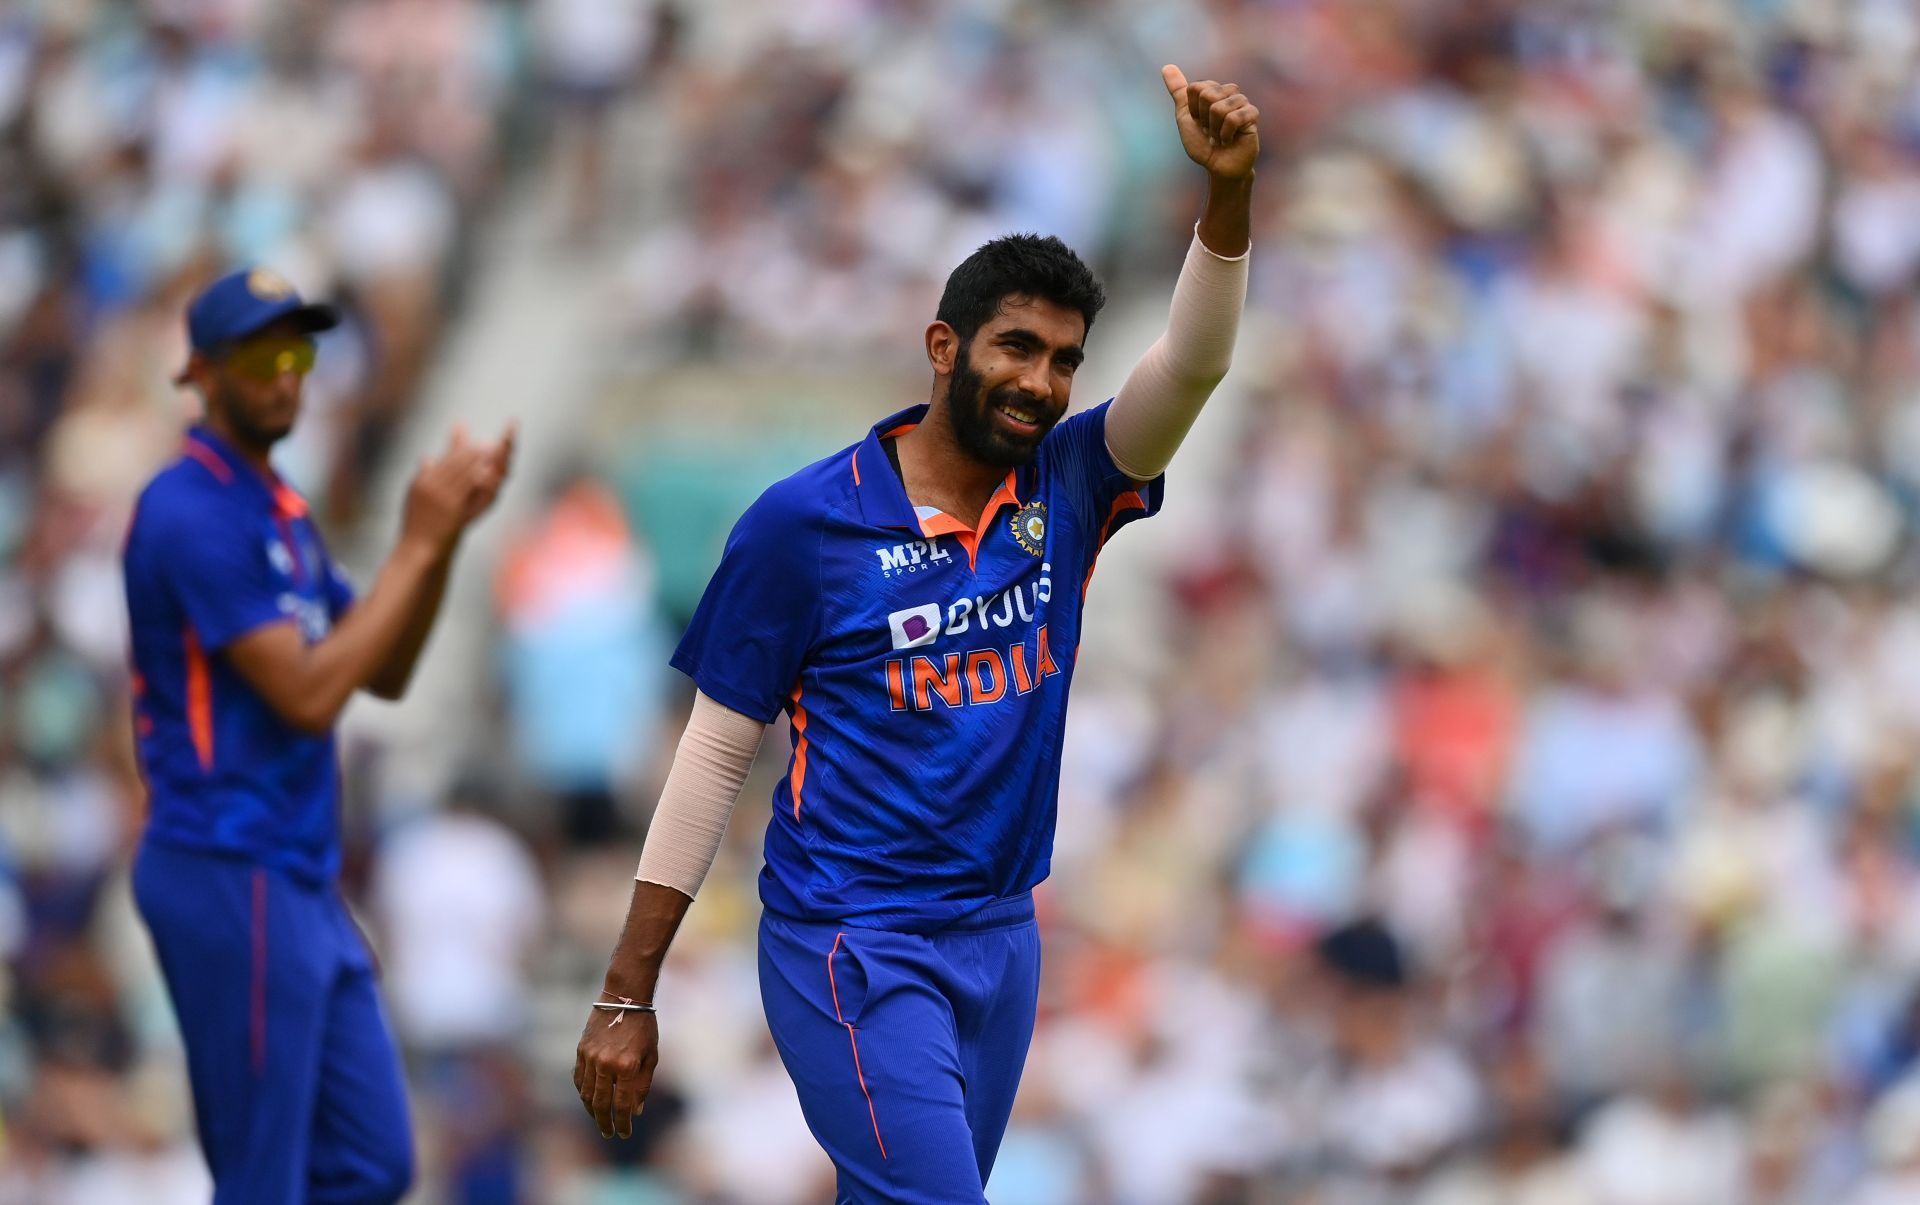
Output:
[123, 267, 514, 1205]
[577, 66, 1258, 1201]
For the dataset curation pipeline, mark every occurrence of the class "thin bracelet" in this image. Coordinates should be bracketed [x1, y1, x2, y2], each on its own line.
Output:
[593, 993, 657, 1025]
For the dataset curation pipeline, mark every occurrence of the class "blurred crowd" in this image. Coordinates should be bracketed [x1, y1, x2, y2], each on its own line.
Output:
[12, 0, 1920, 1203]
[1048, 0, 1920, 1200]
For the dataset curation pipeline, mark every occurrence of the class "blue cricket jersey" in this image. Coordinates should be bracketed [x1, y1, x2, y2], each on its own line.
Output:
[123, 426, 355, 884]
[672, 400, 1162, 932]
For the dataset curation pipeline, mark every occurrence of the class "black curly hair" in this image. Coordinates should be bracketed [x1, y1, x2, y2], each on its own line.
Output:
[935, 233, 1106, 345]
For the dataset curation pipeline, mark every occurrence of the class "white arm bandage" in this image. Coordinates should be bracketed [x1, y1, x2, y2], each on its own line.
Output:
[634, 690, 768, 899]
[1104, 229, 1251, 481]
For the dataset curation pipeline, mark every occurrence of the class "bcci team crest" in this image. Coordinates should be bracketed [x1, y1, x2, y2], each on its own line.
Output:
[1010, 500, 1047, 557]
[247, 268, 295, 300]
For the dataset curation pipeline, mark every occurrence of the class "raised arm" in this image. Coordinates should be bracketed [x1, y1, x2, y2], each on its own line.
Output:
[1105, 66, 1257, 482]
[575, 690, 768, 1138]
[366, 425, 516, 700]
[223, 429, 510, 730]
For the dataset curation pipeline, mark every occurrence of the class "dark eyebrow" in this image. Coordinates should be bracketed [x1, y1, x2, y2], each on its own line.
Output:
[997, 327, 1085, 365]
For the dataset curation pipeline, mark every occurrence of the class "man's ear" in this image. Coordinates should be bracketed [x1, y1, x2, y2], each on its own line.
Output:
[926, 321, 960, 376]
[174, 351, 212, 392]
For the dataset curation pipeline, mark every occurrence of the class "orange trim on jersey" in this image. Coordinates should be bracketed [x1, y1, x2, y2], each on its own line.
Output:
[271, 483, 312, 585]
[183, 441, 234, 484]
[915, 471, 1022, 570]
[850, 449, 861, 486]
[271, 482, 309, 519]
[829, 932, 888, 1160]
[1081, 489, 1147, 597]
[916, 511, 970, 538]
[789, 685, 810, 821]
[273, 514, 310, 587]
[183, 626, 214, 770]
[131, 671, 153, 737]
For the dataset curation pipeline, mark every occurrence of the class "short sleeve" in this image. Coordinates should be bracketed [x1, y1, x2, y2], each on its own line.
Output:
[669, 490, 822, 723]
[151, 500, 290, 651]
[1042, 399, 1165, 551]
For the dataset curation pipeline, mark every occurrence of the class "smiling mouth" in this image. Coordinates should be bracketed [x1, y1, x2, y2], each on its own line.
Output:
[995, 402, 1044, 433]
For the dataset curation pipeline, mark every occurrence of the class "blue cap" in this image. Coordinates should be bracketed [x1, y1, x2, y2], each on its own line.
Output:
[183, 267, 339, 354]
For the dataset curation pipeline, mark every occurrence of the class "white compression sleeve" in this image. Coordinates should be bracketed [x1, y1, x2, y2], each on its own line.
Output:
[634, 690, 768, 899]
[1104, 228, 1250, 481]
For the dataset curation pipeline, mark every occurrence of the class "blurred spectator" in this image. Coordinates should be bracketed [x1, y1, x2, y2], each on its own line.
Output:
[1535, 837, 1695, 1105]
[1302, 919, 1481, 1194]
[1853, 1073, 1920, 1205]
[1418, 1049, 1593, 1205]
[494, 474, 668, 842]
[371, 779, 545, 1053]
[1577, 1075, 1745, 1205]
[535, 0, 667, 241]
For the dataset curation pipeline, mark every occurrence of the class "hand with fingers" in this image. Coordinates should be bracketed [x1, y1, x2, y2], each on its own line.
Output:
[400, 446, 477, 558]
[401, 423, 517, 557]
[574, 996, 658, 1139]
[452, 420, 517, 522]
[1162, 64, 1260, 180]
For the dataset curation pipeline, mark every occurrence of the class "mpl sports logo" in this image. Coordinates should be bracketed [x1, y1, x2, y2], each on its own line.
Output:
[874, 538, 952, 578]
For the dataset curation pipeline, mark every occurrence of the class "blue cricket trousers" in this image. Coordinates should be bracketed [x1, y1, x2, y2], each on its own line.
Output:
[759, 893, 1043, 1204]
[132, 840, 413, 1205]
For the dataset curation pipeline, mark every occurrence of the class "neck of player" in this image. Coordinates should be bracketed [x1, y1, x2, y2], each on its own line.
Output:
[895, 390, 1010, 529]
[205, 411, 277, 478]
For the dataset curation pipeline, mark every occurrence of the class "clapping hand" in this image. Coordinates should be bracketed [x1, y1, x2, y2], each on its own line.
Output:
[400, 421, 517, 556]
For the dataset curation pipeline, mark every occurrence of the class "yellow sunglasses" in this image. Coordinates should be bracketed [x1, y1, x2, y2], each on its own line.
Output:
[223, 337, 317, 383]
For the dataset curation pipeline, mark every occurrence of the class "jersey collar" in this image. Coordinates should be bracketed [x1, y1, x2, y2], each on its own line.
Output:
[185, 425, 310, 519]
[850, 403, 1034, 533]
[851, 404, 926, 530]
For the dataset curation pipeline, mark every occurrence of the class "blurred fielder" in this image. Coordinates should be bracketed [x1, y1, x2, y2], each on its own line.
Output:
[123, 269, 513, 1204]
[578, 65, 1257, 1200]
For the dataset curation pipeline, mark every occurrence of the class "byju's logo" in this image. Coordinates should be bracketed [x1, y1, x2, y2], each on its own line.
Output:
[887, 603, 943, 649]
[875, 538, 951, 577]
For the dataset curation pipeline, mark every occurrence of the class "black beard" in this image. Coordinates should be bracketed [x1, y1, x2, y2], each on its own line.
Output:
[212, 382, 293, 451]
[946, 347, 1058, 469]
